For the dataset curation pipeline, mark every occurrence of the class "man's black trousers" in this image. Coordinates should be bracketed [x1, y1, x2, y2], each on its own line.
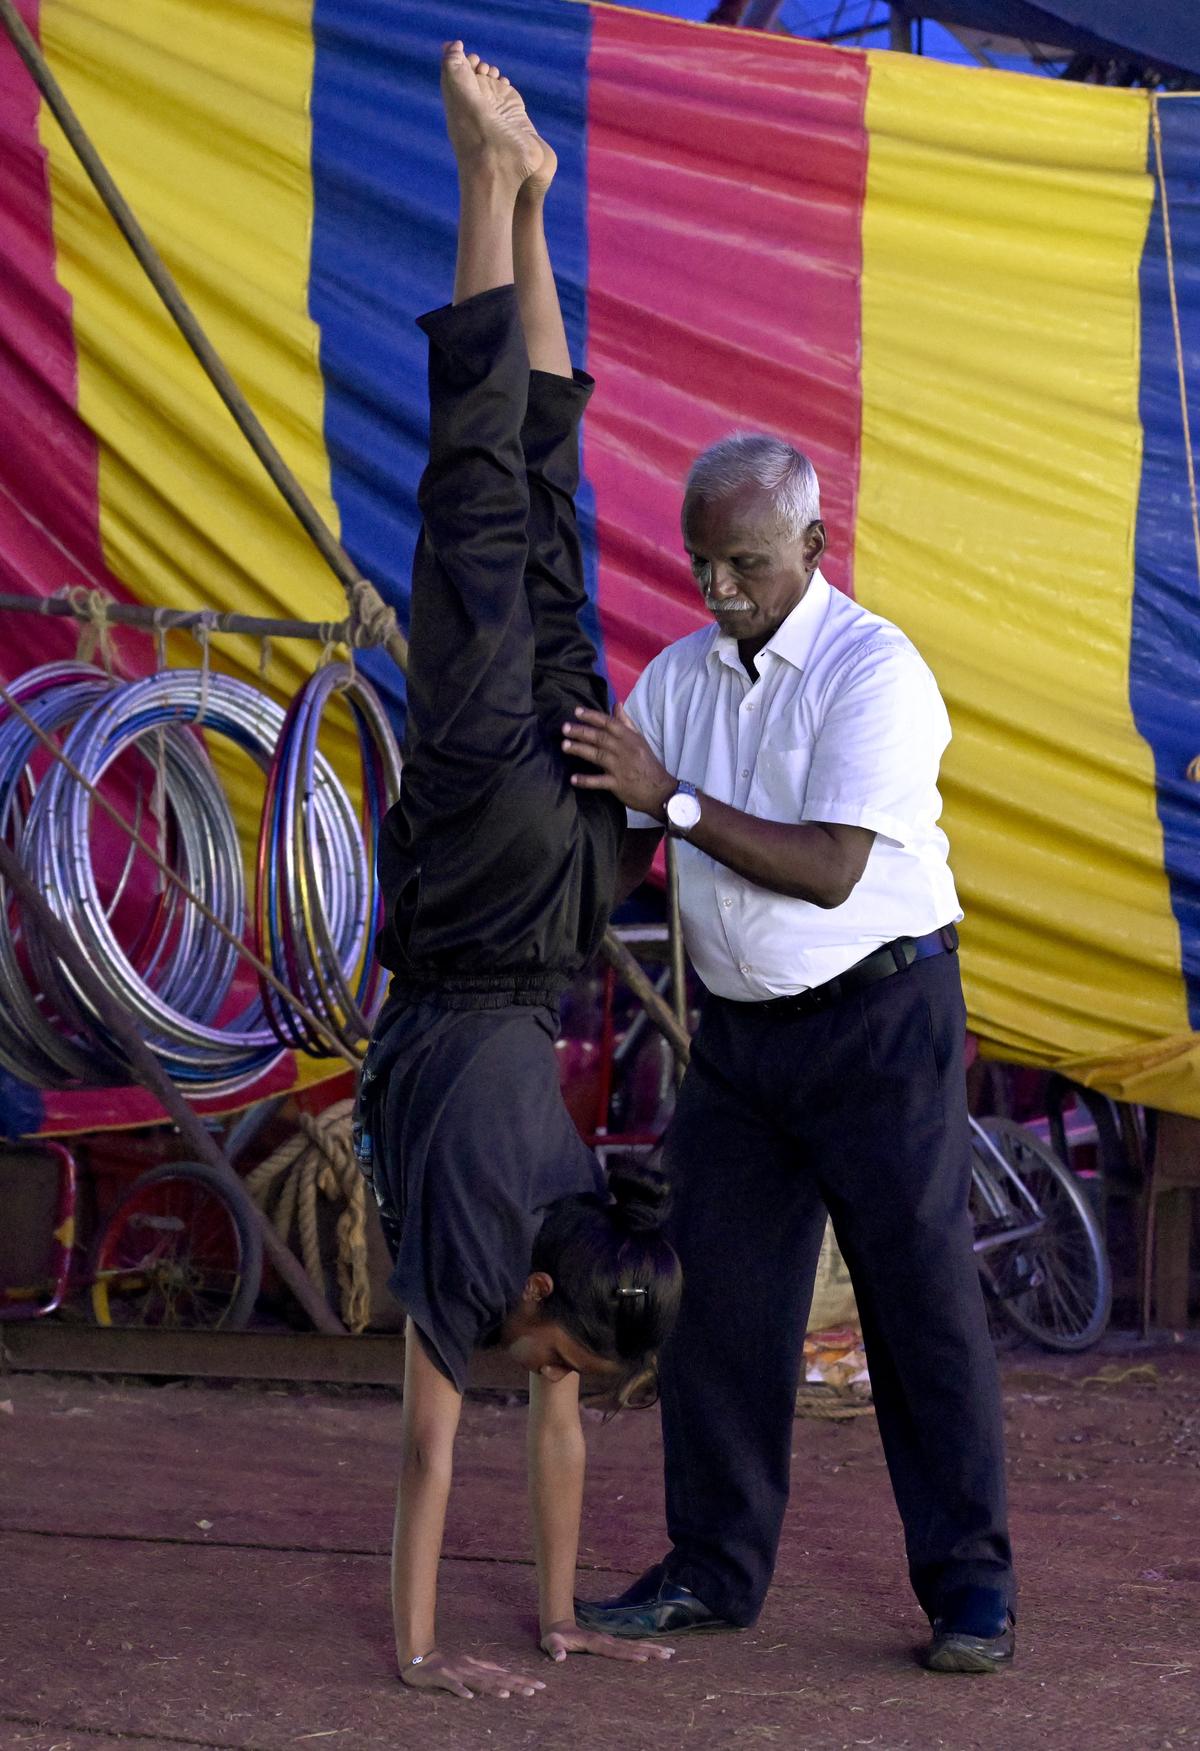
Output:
[659, 949, 1014, 1625]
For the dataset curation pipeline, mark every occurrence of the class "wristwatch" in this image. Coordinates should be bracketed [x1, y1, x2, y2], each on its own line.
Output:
[665, 780, 702, 837]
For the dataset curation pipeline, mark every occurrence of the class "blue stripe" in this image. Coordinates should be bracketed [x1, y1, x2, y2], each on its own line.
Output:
[1133, 97, 1200, 1026]
[309, 0, 597, 726]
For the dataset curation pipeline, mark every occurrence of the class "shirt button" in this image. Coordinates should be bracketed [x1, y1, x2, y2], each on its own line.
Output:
[741, 768, 750, 778]
[745, 702, 755, 712]
[739, 962, 751, 975]
[722, 897, 733, 908]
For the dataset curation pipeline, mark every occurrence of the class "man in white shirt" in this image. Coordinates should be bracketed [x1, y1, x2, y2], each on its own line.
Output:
[564, 434, 1015, 1673]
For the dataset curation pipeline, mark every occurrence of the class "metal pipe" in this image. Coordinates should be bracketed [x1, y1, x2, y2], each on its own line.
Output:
[0, 833, 347, 1336]
[739, 0, 787, 27]
[0, 592, 358, 646]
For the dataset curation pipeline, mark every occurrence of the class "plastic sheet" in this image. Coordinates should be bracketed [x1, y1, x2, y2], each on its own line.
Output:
[0, 1, 1198, 1115]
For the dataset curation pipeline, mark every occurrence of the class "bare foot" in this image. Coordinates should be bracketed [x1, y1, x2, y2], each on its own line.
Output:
[520, 135, 558, 204]
[441, 41, 543, 186]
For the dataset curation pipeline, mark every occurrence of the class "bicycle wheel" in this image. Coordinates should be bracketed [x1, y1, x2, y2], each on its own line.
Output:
[90, 1161, 262, 1330]
[972, 1117, 1111, 1352]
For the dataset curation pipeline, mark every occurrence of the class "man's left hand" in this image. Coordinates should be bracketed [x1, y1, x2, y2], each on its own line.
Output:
[562, 705, 675, 818]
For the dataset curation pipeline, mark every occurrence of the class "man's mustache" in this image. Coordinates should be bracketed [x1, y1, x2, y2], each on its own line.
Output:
[704, 598, 754, 614]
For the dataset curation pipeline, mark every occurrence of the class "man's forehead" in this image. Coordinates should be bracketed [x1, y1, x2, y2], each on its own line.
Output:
[682, 483, 781, 547]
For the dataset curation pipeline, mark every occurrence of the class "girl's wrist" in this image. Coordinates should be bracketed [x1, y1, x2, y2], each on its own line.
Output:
[396, 1626, 436, 1665]
[539, 1610, 576, 1636]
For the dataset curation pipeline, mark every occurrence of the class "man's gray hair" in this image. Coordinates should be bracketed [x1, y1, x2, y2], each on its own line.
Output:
[685, 433, 821, 541]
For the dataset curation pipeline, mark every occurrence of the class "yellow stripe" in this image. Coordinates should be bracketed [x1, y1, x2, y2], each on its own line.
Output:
[40, 0, 352, 1095]
[858, 55, 1197, 1108]
[39, 1, 341, 680]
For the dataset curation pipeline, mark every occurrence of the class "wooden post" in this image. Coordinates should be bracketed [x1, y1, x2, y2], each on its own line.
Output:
[600, 932, 691, 1068]
[1143, 1111, 1200, 1330]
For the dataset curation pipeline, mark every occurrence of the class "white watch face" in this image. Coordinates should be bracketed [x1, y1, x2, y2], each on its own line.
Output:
[667, 790, 702, 832]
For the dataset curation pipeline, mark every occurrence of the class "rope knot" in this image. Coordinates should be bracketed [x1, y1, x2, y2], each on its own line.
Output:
[248, 1101, 371, 1333]
[348, 578, 399, 650]
[68, 585, 117, 674]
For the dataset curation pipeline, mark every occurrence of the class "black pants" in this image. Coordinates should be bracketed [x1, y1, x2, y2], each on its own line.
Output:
[375, 285, 623, 987]
[658, 950, 1014, 1625]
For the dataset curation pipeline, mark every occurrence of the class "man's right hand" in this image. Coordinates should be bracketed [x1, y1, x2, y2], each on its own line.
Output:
[399, 1648, 547, 1700]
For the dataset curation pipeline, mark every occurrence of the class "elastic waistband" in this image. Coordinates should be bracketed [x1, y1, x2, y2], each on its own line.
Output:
[385, 969, 570, 1012]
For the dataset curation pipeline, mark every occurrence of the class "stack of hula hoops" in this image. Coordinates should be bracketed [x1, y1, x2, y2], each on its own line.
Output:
[0, 658, 402, 1098]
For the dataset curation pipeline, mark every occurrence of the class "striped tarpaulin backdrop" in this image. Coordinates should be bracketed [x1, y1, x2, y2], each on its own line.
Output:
[1, 0, 1199, 1118]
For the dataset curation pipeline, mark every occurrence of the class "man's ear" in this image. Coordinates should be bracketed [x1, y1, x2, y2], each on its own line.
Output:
[805, 520, 826, 570]
[523, 1270, 554, 1305]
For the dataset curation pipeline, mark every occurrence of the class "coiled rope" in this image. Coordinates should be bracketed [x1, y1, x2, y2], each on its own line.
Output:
[244, 1099, 372, 1334]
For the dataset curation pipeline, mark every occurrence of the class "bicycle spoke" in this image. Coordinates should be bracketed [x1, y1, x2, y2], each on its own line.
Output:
[970, 1117, 1110, 1351]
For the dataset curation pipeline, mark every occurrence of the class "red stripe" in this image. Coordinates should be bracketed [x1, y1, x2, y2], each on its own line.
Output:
[0, 0, 136, 674]
[584, 11, 868, 700]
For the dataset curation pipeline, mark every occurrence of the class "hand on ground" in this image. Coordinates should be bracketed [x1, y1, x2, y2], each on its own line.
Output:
[400, 1648, 547, 1700]
[540, 1621, 676, 1664]
[562, 704, 676, 819]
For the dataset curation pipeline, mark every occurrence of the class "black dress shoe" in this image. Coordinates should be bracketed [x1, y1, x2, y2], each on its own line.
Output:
[574, 1566, 737, 1639]
[922, 1585, 1015, 1673]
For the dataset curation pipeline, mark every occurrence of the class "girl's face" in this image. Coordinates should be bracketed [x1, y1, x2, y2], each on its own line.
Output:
[501, 1273, 620, 1382]
[505, 1317, 614, 1383]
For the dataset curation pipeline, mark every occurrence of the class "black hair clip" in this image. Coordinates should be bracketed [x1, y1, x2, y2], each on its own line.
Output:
[616, 1286, 648, 1298]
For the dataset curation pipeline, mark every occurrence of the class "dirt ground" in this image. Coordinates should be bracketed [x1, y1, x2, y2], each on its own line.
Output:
[1, 1341, 1198, 1751]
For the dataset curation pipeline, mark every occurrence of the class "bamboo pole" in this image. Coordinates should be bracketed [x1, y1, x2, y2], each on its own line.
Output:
[0, 834, 347, 1337]
[600, 930, 691, 1067]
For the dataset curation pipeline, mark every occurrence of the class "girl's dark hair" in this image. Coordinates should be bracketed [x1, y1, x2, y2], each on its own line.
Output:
[532, 1154, 683, 1404]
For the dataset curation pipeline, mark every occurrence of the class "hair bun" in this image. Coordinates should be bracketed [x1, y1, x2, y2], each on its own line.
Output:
[607, 1156, 671, 1235]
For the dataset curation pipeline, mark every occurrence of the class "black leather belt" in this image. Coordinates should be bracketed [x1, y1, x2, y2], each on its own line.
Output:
[727, 924, 959, 1020]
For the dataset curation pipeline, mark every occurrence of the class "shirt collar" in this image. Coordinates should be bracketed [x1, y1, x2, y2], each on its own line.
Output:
[706, 569, 832, 676]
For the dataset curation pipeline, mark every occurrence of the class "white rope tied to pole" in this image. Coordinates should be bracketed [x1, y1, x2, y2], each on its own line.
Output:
[69, 586, 117, 674]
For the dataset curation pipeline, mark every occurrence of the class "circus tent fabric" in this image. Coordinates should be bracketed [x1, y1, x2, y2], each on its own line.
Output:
[1, 0, 1200, 1115]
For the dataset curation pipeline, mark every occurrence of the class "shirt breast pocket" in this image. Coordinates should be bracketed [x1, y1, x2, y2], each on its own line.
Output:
[754, 745, 813, 822]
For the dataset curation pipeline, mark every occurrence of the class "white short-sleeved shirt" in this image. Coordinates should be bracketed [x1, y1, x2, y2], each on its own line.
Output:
[625, 571, 962, 1002]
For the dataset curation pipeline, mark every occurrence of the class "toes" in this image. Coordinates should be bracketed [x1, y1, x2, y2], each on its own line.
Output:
[466, 52, 480, 68]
